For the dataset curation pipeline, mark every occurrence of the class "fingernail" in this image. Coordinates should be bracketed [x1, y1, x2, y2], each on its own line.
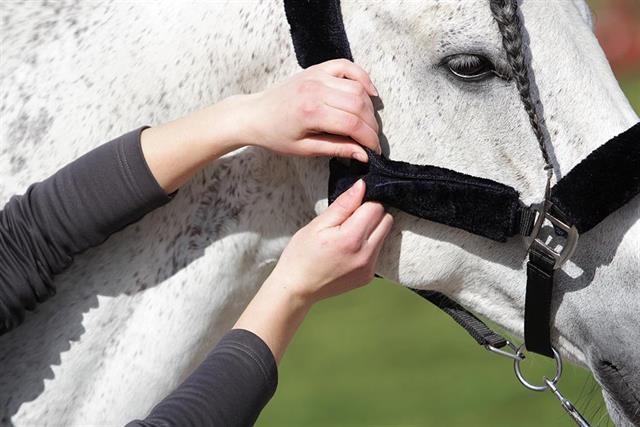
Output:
[370, 83, 379, 97]
[349, 179, 364, 194]
[353, 151, 368, 163]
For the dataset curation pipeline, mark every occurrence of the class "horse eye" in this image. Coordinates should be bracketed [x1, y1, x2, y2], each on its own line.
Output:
[444, 54, 498, 81]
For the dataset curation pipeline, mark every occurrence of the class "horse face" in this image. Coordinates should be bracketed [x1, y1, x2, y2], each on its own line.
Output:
[307, 1, 638, 424]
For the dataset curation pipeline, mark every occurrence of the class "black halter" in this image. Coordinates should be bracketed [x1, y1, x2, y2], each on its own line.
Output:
[284, 0, 640, 360]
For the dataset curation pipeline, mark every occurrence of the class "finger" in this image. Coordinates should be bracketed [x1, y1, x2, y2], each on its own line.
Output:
[322, 87, 378, 134]
[321, 75, 369, 96]
[316, 59, 378, 96]
[367, 213, 394, 250]
[341, 202, 386, 242]
[299, 134, 368, 162]
[317, 179, 366, 228]
[313, 105, 379, 153]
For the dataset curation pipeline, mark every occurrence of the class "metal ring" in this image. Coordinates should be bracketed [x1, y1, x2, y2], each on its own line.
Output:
[513, 345, 562, 391]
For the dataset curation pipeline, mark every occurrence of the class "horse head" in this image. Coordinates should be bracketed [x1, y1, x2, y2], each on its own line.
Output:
[292, 1, 639, 424]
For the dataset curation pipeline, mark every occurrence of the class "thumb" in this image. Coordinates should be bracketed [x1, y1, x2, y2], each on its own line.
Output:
[316, 179, 366, 228]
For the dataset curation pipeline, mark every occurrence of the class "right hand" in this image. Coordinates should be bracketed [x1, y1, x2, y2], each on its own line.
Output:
[244, 59, 381, 162]
[266, 179, 393, 306]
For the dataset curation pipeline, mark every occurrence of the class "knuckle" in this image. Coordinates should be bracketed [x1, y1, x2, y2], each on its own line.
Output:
[351, 96, 365, 112]
[342, 114, 361, 132]
[340, 234, 363, 253]
[333, 197, 351, 212]
[354, 254, 373, 272]
[299, 99, 319, 120]
[297, 79, 321, 97]
[332, 146, 350, 159]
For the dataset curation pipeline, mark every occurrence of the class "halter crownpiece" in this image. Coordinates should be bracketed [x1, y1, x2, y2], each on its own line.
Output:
[284, 1, 640, 424]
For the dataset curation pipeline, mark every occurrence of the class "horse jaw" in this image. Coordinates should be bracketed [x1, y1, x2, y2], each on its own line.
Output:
[295, 1, 639, 424]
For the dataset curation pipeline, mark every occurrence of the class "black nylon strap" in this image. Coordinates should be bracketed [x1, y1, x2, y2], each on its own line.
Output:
[524, 248, 556, 357]
[410, 288, 508, 348]
[518, 206, 537, 237]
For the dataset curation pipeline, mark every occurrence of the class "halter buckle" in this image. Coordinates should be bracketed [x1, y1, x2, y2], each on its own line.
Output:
[528, 201, 579, 269]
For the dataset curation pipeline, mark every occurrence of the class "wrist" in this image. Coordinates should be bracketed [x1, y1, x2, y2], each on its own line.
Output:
[233, 272, 312, 363]
[261, 272, 314, 314]
[213, 93, 264, 149]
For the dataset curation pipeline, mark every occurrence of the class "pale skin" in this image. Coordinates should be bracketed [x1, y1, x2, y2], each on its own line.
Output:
[141, 59, 392, 363]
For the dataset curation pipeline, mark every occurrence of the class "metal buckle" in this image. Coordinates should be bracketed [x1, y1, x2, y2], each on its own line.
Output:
[528, 201, 579, 269]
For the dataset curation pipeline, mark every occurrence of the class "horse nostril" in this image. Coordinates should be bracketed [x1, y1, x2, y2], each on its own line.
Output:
[595, 359, 640, 425]
[599, 360, 621, 374]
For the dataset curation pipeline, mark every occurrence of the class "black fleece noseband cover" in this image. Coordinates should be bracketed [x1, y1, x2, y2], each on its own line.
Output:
[550, 122, 640, 233]
[329, 150, 530, 242]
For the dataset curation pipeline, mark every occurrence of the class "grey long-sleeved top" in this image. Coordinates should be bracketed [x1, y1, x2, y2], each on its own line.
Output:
[0, 128, 277, 426]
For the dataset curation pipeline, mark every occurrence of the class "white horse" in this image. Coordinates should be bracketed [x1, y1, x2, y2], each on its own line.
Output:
[0, 0, 638, 425]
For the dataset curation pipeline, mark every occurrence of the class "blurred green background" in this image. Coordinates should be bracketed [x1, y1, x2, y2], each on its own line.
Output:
[258, 2, 639, 426]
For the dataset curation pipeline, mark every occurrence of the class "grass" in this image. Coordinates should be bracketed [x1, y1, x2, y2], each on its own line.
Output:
[258, 79, 638, 427]
[258, 280, 610, 427]
[621, 79, 640, 114]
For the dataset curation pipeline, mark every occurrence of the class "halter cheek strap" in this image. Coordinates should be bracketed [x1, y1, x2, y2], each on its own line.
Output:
[284, 0, 352, 68]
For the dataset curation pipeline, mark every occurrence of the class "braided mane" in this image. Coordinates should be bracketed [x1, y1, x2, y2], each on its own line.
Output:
[489, 0, 553, 174]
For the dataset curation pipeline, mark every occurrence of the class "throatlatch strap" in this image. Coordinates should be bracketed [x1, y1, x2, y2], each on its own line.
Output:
[411, 289, 508, 348]
[524, 249, 556, 357]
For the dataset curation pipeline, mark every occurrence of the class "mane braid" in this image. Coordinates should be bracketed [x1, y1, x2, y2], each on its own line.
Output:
[489, 0, 553, 173]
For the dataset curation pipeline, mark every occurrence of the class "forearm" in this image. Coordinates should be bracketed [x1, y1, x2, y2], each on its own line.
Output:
[127, 329, 277, 427]
[0, 128, 171, 333]
[233, 274, 311, 364]
[140, 94, 258, 193]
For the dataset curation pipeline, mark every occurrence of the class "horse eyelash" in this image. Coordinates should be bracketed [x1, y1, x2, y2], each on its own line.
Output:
[447, 54, 485, 69]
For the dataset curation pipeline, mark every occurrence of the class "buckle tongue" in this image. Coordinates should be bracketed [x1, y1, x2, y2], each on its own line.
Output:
[528, 202, 579, 269]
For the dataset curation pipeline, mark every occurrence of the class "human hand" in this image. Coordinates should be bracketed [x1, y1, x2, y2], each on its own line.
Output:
[233, 179, 391, 362]
[265, 179, 393, 307]
[244, 59, 381, 162]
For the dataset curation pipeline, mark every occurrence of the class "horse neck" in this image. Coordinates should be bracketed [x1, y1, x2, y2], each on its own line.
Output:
[186, 146, 315, 274]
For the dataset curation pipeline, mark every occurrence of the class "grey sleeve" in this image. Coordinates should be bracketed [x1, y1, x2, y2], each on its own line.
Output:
[0, 127, 172, 333]
[126, 328, 278, 427]
[1, 129, 279, 426]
